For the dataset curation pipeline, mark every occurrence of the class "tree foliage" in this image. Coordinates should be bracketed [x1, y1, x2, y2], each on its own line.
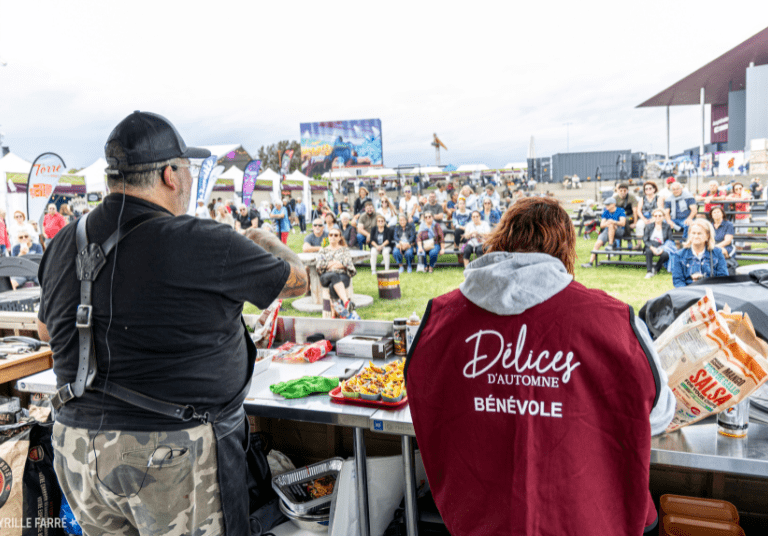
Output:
[256, 140, 301, 173]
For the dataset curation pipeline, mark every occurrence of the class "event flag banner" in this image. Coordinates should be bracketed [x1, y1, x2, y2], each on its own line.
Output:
[242, 160, 261, 206]
[26, 152, 66, 223]
[202, 165, 225, 208]
[196, 155, 218, 202]
[300, 118, 383, 177]
[280, 150, 294, 177]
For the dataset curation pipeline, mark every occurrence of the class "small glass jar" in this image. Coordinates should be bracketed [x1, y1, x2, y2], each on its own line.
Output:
[718, 398, 749, 438]
[393, 318, 407, 356]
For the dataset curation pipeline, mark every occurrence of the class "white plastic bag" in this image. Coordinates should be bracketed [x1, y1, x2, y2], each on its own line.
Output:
[329, 452, 426, 536]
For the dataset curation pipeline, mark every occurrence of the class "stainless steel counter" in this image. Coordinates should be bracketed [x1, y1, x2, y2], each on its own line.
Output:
[244, 356, 377, 429]
[652, 421, 768, 477]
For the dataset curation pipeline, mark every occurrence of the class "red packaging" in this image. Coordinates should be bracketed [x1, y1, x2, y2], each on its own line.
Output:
[273, 340, 332, 363]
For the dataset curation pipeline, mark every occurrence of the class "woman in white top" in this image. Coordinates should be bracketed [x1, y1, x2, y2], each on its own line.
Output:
[9, 210, 38, 247]
[379, 196, 398, 226]
[461, 211, 491, 267]
[215, 205, 235, 228]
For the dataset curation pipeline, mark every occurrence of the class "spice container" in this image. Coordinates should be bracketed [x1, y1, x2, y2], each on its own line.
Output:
[718, 398, 749, 437]
[406, 312, 421, 353]
[393, 318, 407, 356]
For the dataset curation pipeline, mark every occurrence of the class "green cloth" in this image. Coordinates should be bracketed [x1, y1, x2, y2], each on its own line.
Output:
[270, 376, 339, 399]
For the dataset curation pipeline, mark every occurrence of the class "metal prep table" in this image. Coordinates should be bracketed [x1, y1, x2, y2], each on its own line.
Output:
[244, 355, 379, 536]
[14, 316, 398, 536]
[370, 407, 768, 536]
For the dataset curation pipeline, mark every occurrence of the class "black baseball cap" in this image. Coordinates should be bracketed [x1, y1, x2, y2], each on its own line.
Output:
[105, 111, 210, 169]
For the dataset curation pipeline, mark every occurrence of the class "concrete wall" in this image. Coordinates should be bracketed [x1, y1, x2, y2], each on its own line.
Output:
[745, 65, 768, 149]
[728, 89, 747, 151]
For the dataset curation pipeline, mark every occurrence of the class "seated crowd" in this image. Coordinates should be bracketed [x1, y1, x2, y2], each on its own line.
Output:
[301, 178, 524, 273]
[580, 176, 760, 284]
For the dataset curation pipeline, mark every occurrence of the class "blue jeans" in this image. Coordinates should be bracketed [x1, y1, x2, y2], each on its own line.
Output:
[393, 246, 414, 267]
[419, 245, 440, 268]
[672, 218, 690, 239]
[356, 233, 367, 250]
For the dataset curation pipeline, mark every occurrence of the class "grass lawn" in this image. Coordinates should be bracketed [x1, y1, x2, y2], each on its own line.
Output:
[243, 228, 753, 320]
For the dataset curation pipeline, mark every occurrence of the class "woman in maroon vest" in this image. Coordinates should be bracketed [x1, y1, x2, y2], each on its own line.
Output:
[406, 196, 674, 536]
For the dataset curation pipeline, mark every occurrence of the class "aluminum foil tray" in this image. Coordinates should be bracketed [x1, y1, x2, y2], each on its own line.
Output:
[271, 457, 344, 514]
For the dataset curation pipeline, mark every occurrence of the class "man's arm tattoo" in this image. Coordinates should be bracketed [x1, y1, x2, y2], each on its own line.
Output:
[244, 228, 307, 297]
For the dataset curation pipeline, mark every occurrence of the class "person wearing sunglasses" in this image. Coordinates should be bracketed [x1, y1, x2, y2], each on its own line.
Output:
[635, 181, 660, 239]
[303, 218, 329, 253]
[642, 209, 673, 278]
[416, 212, 444, 273]
[9, 210, 38, 248]
[36, 111, 307, 536]
[10, 230, 43, 289]
[479, 198, 501, 228]
[316, 228, 357, 317]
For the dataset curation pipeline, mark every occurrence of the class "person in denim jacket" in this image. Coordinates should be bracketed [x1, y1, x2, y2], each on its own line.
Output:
[393, 213, 416, 273]
[672, 219, 728, 287]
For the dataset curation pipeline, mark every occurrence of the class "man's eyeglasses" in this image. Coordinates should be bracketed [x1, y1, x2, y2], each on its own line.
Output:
[313, 223, 324, 227]
[18, 235, 28, 239]
[170, 163, 202, 175]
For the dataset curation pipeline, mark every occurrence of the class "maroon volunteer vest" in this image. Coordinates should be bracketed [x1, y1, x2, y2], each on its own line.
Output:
[406, 283, 659, 536]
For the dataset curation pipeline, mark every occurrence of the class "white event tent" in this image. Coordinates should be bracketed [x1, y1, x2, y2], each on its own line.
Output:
[218, 165, 244, 193]
[287, 169, 312, 211]
[0, 152, 33, 218]
[363, 167, 397, 177]
[73, 158, 108, 194]
[456, 164, 490, 172]
[258, 168, 282, 202]
[321, 169, 353, 179]
[408, 166, 442, 174]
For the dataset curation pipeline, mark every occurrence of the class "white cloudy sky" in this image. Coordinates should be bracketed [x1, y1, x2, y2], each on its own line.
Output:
[1, 1, 767, 169]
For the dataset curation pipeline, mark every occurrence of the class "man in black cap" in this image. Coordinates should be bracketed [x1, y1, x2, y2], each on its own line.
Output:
[37, 111, 307, 536]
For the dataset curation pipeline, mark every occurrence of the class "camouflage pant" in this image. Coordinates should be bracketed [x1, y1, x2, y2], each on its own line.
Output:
[52, 421, 223, 536]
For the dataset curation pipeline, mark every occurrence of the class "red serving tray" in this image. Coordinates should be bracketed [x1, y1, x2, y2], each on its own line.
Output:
[328, 386, 408, 409]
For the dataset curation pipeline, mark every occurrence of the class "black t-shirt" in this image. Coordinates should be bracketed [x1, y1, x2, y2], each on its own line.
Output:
[38, 194, 289, 431]
[236, 209, 260, 230]
[372, 227, 391, 246]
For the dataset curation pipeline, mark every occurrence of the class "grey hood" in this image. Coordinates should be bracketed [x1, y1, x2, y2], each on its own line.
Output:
[459, 252, 573, 315]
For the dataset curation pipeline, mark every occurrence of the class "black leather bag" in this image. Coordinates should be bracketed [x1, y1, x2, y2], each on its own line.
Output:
[639, 270, 768, 341]
[247, 431, 286, 536]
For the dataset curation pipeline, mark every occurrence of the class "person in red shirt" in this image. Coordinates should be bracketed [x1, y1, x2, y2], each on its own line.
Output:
[0, 209, 10, 255]
[696, 180, 726, 213]
[43, 204, 68, 241]
[407, 197, 674, 536]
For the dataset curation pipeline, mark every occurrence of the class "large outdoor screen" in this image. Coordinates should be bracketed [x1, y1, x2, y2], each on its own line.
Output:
[300, 119, 383, 177]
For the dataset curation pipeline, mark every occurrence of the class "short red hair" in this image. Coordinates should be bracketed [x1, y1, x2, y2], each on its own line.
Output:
[484, 197, 576, 275]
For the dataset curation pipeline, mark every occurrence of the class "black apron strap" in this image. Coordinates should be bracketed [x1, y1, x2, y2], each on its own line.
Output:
[54, 210, 170, 406]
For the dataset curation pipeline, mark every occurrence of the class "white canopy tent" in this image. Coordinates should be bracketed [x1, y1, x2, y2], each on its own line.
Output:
[321, 169, 353, 179]
[0, 152, 33, 218]
[218, 165, 245, 193]
[206, 165, 244, 207]
[407, 166, 442, 174]
[258, 168, 282, 203]
[362, 167, 398, 177]
[456, 164, 490, 172]
[288, 170, 312, 212]
[73, 158, 108, 193]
